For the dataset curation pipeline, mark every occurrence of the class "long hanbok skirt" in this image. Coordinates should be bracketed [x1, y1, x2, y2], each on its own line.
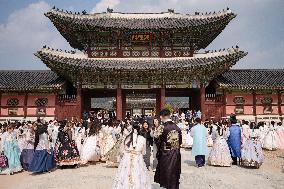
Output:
[55, 140, 80, 166]
[263, 131, 278, 150]
[241, 138, 264, 168]
[208, 137, 232, 167]
[105, 138, 123, 167]
[75, 137, 83, 155]
[105, 135, 115, 154]
[20, 149, 34, 170]
[112, 151, 151, 189]
[80, 136, 101, 164]
[276, 129, 284, 149]
[185, 132, 193, 148]
[207, 135, 213, 147]
[29, 149, 55, 173]
[1, 141, 22, 174]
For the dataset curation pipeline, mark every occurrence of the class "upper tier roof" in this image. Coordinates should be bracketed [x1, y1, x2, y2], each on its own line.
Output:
[215, 69, 284, 90]
[45, 8, 236, 50]
[0, 70, 65, 91]
[35, 47, 247, 85]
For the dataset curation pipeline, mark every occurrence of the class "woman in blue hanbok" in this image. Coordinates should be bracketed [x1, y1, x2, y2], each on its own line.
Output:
[1, 125, 22, 175]
[29, 124, 56, 173]
[20, 126, 35, 171]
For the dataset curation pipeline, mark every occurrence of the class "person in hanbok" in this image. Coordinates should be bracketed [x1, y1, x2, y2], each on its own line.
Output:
[227, 115, 242, 165]
[112, 122, 151, 189]
[207, 124, 214, 147]
[241, 120, 250, 147]
[20, 124, 35, 171]
[80, 121, 101, 164]
[104, 124, 115, 154]
[105, 122, 126, 167]
[74, 123, 86, 155]
[1, 124, 22, 175]
[241, 125, 264, 168]
[29, 124, 55, 173]
[208, 125, 232, 167]
[0, 125, 22, 175]
[258, 122, 267, 147]
[150, 117, 160, 171]
[154, 109, 182, 189]
[263, 121, 279, 150]
[55, 123, 81, 167]
[185, 123, 193, 148]
[47, 121, 59, 151]
[191, 118, 208, 167]
[276, 122, 284, 149]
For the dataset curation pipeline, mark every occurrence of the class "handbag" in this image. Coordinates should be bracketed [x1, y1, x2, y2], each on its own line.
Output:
[0, 152, 8, 168]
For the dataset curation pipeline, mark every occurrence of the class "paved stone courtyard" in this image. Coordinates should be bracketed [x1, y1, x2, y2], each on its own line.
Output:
[1, 149, 283, 189]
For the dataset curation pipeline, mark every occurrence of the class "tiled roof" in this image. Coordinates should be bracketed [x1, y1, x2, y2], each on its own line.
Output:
[215, 69, 284, 89]
[0, 70, 65, 91]
[45, 8, 236, 50]
[46, 8, 235, 29]
[35, 47, 247, 85]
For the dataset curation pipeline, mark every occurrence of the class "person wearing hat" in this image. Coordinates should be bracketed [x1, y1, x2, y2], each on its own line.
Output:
[154, 108, 182, 189]
[227, 114, 242, 165]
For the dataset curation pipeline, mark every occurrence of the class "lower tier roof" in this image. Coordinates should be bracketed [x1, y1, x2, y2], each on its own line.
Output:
[215, 69, 284, 90]
[0, 69, 283, 91]
[0, 70, 64, 91]
[35, 47, 247, 85]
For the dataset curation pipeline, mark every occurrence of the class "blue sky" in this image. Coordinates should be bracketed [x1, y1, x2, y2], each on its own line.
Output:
[0, 0, 283, 70]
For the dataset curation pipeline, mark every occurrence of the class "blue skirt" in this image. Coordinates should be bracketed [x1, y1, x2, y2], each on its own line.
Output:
[20, 149, 34, 171]
[29, 149, 56, 173]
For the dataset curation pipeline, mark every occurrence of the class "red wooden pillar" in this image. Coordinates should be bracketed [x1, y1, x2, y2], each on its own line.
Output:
[160, 87, 166, 110]
[24, 93, 28, 118]
[200, 86, 206, 121]
[116, 86, 123, 121]
[156, 86, 166, 116]
[278, 91, 282, 120]
[223, 89, 227, 118]
[76, 84, 83, 119]
[54, 91, 59, 120]
[252, 91, 257, 122]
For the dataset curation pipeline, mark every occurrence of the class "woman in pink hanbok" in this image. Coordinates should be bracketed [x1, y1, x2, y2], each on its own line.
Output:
[276, 122, 284, 149]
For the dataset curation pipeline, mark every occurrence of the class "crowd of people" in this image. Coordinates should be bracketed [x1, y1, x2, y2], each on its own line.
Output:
[0, 109, 283, 189]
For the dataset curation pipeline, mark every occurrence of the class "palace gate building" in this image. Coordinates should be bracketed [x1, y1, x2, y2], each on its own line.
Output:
[0, 7, 283, 122]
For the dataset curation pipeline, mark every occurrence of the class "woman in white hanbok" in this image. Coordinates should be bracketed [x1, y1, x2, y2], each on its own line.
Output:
[208, 126, 232, 167]
[74, 124, 86, 155]
[263, 122, 279, 151]
[80, 122, 101, 164]
[112, 123, 151, 189]
[185, 125, 193, 148]
[241, 126, 264, 168]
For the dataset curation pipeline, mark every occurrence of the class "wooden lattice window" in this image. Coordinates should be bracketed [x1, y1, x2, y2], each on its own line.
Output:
[35, 98, 48, 107]
[233, 96, 245, 104]
[234, 96, 245, 115]
[7, 98, 19, 106]
[261, 97, 273, 114]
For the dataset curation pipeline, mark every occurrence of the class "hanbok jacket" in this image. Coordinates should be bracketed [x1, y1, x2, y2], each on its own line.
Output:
[191, 124, 208, 156]
[227, 124, 241, 158]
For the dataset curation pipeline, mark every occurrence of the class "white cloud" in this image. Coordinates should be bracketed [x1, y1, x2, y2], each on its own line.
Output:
[0, 1, 70, 69]
[91, 0, 120, 13]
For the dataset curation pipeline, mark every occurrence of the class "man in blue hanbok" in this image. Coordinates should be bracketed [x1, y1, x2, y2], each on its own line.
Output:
[191, 117, 208, 167]
[227, 115, 241, 165]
